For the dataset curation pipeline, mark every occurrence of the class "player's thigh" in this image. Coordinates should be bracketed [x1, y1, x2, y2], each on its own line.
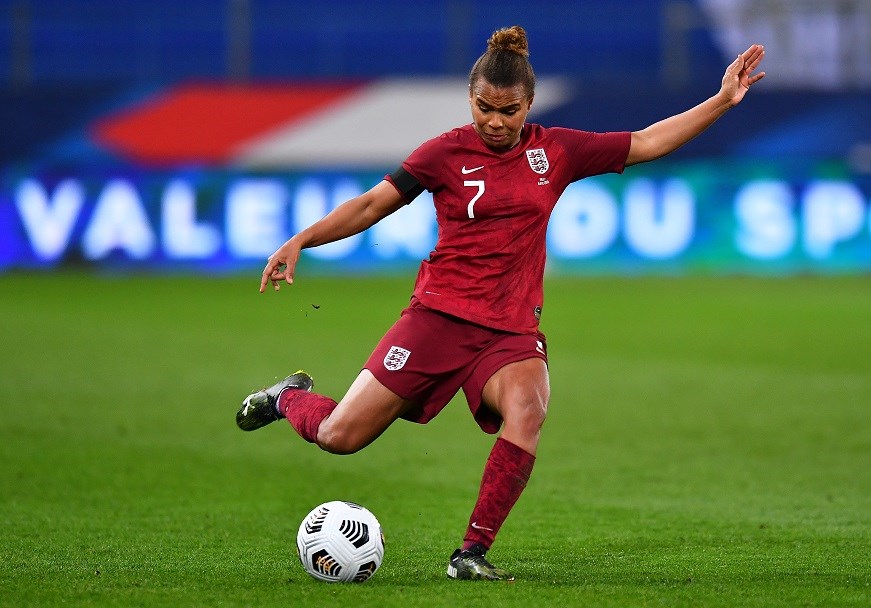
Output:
[317, 369, 415, 454]
[481, 357, 550, 424]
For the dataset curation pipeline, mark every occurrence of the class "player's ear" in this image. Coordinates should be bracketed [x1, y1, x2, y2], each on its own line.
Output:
[527, 94, 534, 112]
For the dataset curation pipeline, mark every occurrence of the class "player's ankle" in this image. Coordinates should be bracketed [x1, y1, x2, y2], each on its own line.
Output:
[462, 542, 488, 555]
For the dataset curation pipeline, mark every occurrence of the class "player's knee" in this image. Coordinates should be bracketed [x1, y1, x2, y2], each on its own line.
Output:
[505, 392, 549, 435]
[523, 397, 548, 431]
[316, 422, 365, 455]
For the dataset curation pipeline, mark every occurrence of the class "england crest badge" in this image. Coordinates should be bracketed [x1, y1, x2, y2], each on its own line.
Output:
[526, 148, 549, 174]
[384, 346, 411, 371]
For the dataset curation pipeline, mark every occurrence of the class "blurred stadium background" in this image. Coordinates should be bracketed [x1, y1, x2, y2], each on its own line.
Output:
[0, 0, 869, 274]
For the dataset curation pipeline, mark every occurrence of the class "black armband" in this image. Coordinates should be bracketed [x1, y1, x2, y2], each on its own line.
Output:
[389, 166, 425, 202]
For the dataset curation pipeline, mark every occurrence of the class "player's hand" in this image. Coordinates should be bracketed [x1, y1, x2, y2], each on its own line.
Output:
[260, 239, 301, 293]
[720, 44, 766, 107]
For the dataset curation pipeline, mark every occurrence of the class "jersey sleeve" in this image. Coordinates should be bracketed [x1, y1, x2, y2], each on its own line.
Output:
[400, 136, 446, 191]
[552, 128, 631, 182]
[383, 134, 446, 203]
[384, 167, 424, 203]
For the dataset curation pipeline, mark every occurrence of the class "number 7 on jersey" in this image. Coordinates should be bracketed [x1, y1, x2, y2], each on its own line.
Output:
[464, 180, 485, 219]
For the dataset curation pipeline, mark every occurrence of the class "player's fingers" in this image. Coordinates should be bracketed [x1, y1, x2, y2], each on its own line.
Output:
[260, 268, 273, 292]
[746, 50, 764, 72]
[728, 54, 742, 70]
[263, 265, 294, 289]
[744, 44, 765, 71]
[742, 43, 761, 59]
[726, 54, 744, 80]
[260, 258, 281, 292]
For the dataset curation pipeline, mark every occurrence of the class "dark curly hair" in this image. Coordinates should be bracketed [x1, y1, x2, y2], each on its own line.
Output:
[468, 25, 536, 98]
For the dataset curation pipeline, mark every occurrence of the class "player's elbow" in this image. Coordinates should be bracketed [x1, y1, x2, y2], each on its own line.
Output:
[357, 181, 406, 229]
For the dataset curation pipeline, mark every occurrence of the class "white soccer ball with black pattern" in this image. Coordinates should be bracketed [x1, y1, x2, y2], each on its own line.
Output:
[296, 501, 385, 583]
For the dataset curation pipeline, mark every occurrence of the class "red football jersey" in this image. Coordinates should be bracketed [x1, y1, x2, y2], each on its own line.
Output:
[388, 123, 630, 333]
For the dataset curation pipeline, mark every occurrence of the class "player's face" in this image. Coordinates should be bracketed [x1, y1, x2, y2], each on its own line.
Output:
[469, 80, 533, 150]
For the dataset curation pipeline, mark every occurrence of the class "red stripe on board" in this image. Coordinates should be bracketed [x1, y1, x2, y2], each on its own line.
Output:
[90, 83, 363, 166]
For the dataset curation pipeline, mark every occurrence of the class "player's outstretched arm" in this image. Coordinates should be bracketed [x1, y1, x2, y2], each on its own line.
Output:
[626, 44, 765, 166]
[260, 180, 406, 292]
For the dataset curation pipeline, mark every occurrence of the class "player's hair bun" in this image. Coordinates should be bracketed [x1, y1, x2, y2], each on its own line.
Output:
[469, 24, 535, 96]
[487, 26, 529, 58]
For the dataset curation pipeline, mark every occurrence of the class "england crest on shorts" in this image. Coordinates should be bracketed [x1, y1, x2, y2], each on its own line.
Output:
[384, 346, 411, 371]
[526, 148, 549, 174]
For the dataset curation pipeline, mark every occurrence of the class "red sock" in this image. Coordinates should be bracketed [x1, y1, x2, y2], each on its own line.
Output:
[462, 437, 536, 551]
[277, 389, 337, 444]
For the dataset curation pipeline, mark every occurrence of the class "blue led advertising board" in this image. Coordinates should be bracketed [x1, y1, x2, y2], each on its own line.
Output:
[1, 161, 869, 275]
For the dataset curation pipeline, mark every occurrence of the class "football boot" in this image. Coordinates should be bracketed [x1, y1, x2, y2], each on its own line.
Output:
[447, 547, 514, 581]
[236, 370, 314, 431]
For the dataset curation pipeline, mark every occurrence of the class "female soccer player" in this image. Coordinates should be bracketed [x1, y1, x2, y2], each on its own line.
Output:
[236, 26, 765, 580]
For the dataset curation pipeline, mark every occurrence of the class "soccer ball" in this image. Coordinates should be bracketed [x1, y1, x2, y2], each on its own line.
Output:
[296, 501, 385, 583]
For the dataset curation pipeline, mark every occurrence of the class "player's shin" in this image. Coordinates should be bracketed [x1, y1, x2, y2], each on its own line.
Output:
[462, 437, 536, 550]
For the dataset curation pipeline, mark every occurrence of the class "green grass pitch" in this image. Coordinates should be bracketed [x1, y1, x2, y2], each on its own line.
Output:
[1, 273, 869, 607]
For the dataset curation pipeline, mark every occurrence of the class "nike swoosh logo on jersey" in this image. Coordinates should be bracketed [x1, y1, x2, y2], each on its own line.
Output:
[461, 165, 484, 174]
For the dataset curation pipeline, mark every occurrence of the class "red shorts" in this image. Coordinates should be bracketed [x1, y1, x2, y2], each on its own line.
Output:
[363, 299, 548, 434]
